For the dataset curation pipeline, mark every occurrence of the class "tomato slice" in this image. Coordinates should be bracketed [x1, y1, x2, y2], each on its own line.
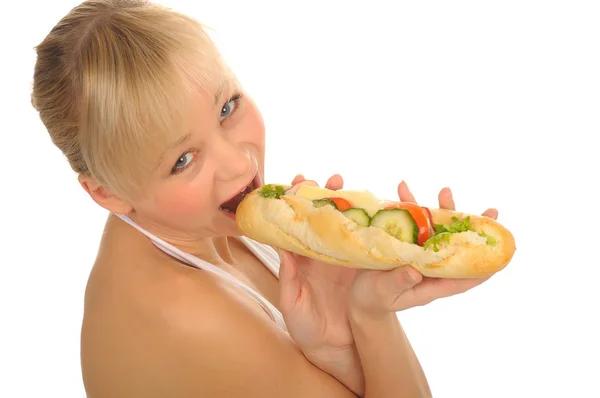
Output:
[326, 197, 352, 211]
[384, 202, 431, 246]
[421, 206, 435, 235]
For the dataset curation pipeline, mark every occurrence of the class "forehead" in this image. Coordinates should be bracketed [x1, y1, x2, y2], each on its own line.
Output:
[111, 52, 235, 177]
[77, 7, 239, 198]
[179, 75, 238, 128]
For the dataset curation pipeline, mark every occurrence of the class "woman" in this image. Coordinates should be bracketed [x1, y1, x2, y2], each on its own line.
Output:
[31, 1, 498, 397]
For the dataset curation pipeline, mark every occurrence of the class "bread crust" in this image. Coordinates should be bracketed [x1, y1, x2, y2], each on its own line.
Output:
[236, 186, 516, 278]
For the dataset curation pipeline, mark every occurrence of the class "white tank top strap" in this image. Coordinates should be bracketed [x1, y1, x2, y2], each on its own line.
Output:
[114, 213, 286, 331]
[238, 236, 281, 277]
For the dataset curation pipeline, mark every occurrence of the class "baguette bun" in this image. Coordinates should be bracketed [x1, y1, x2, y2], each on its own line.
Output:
[236, 184, 516, 278]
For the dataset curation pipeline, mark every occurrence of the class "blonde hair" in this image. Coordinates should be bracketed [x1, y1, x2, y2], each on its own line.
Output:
[31, 0, 233, 201]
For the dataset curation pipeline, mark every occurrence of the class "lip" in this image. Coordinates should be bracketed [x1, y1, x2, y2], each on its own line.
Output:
[218, 171, 261, 219]
[253, 172, 263, 189]
[221, 210, 237, 221]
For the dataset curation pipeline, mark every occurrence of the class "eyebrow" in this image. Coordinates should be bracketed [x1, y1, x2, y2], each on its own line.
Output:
[169, 132, 192, 150]
[214, 78, 232, 106]
[156, 132, 192, 170]
[154, 78, 232, 171]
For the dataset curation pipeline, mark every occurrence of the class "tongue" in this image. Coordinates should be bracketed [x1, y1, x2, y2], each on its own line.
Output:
[220, 184, 252, 213]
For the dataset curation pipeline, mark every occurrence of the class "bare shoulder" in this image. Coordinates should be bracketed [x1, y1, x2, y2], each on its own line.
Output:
[83, 263, 355, 397]
[81, 217, 355, 398]
[152, 279, 357, 398]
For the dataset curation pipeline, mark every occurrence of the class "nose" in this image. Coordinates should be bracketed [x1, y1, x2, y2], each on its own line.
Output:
[212, 136, 253, 182]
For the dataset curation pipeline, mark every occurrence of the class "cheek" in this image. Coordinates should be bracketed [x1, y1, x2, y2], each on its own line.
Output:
[153, 183, 212, 217]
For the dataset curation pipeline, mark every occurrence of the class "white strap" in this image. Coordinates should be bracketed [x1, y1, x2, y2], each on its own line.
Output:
[114, 213, 287, 330]
[238, 236, 281, 278]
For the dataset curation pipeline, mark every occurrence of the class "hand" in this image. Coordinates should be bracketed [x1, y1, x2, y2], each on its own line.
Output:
[279, 177, 499, 396]
[278, 173, 365, 395]
[348, 181, 499, 317]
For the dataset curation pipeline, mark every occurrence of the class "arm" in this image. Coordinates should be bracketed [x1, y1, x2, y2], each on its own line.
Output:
[349, 310, 432, 398]
[344, 262, 490, 398]
[152, 285, 359, 398]
[151, 278, 429, 398]
[304, 318, 428, 398]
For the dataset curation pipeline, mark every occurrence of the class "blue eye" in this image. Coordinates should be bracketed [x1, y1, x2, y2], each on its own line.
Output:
[220, 94, 242, 121]
[172, 152, 194, 173]
[220, 99, 236, 121]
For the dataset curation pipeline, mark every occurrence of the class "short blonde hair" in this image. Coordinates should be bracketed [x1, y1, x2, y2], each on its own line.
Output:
[31, 0, 233, 200]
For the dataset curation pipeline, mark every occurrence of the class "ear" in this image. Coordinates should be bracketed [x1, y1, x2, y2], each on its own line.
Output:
[78, 174, 133, 215]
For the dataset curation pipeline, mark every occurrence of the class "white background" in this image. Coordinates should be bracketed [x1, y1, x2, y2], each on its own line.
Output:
[1, 1, 599, 397]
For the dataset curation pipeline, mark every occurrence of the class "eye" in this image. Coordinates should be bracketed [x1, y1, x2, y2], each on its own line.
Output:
[171, 151, 195, 174]
[220, 94, 241, 121]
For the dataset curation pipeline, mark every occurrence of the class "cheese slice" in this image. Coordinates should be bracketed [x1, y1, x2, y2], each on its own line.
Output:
[294, 185, 385, 216]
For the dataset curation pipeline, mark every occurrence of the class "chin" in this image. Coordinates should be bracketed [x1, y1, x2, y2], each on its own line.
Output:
[218, 211, 243, 235]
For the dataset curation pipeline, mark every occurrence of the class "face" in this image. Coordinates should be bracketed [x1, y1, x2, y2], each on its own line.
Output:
[126, 78, 266, 240]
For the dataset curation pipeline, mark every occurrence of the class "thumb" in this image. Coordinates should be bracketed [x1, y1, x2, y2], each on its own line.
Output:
[378, 266, 422, 305]
[277, 249, 302, 312]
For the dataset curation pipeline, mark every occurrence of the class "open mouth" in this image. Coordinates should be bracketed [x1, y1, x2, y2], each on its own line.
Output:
[219, 174, 260, 216]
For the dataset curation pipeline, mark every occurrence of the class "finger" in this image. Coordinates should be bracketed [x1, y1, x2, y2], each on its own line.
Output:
[325, 174, 344, 190]
[395, 276, 489, 310]
[277, 249, 302, 312]
[376, 266, 423, 305]
[297, 179, 319, 187]
[482, 208, 498, 220]
[291, 174, 305, 185]
[286, 179, 320, 193]
[438, 187, 456, 210]
[277, 249, 299, 283]
[397, 181, 417, 203]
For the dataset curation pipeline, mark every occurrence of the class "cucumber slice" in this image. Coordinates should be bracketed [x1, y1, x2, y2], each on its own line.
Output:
[342, 208, 370, 227]
[313, 198, 337, 208]
[370, 208, 418, 243]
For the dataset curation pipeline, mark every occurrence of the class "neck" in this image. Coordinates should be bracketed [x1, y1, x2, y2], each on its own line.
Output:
[169, 235, 237, 266]
[118, 213, 237, 266]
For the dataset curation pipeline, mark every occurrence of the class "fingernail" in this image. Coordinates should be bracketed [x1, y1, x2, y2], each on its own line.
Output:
[405, 270, 420, 284]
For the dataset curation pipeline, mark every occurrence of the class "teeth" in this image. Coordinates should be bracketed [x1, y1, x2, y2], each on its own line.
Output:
[219, 182, 254, 213]
[240, 184, 252, 196]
